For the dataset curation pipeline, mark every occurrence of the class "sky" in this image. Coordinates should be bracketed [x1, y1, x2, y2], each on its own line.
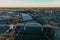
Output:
[21, 0, 56, 2]
[0, 0, 60, 7]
